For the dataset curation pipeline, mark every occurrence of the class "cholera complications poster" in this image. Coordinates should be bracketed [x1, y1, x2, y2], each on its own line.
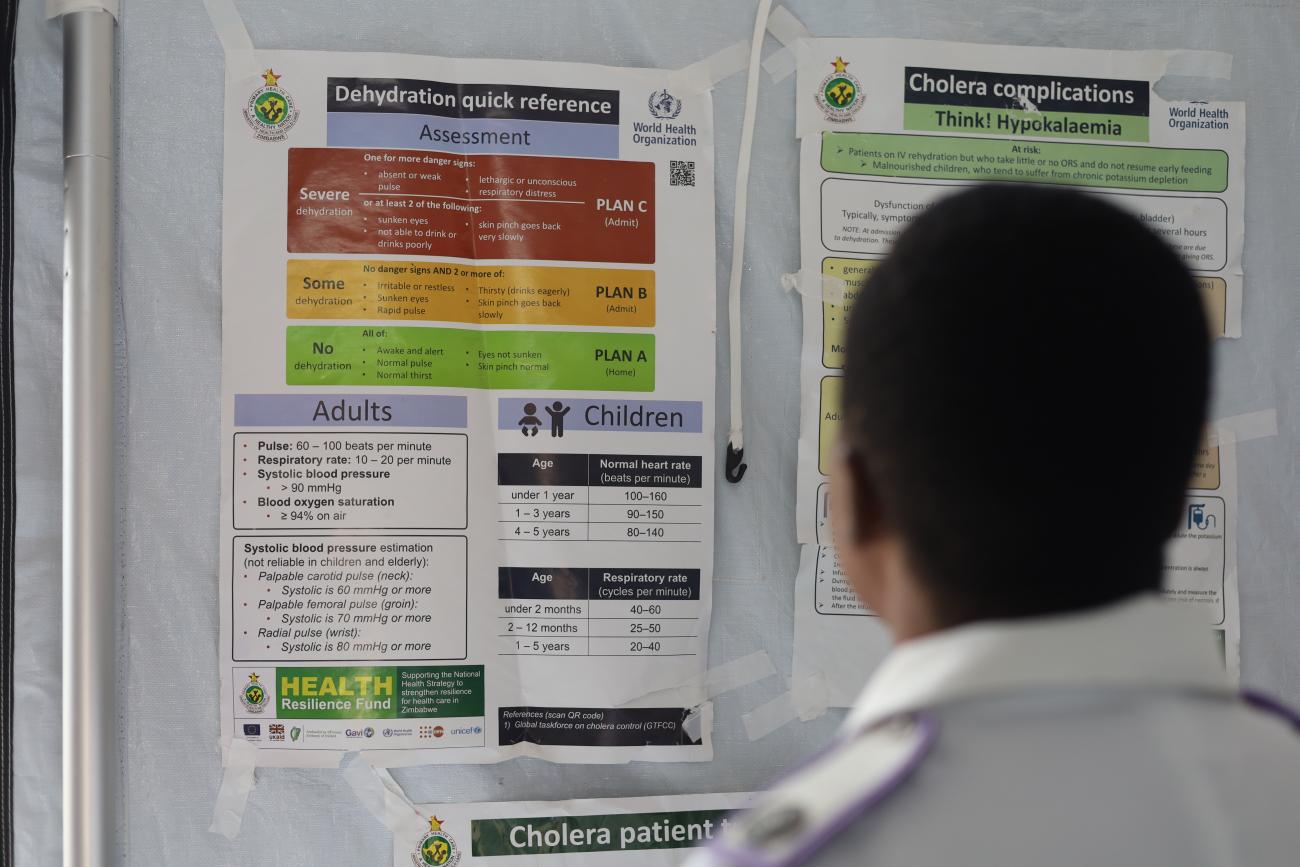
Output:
[791, 40, 1245, 704]
[218, 53, 718, 764]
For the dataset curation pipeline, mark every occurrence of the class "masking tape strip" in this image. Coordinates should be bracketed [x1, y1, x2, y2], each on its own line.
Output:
[209, 738, 258, 840]
[620, 650, 777, 707]
[202, 0, 256, 55]
[343, 760, 428, 839]
[762, 9, 813, 84]
[45, 0, 118, 18]
[671, 40, 752, 94]
[208, 738, 344, 838]
[766, 6, 812, 46]
[1207, 408, 1278, 447]
[742, 672, 830, 740]
[682, 706, 706, 742]
[763, 46, 800, 84]
[46, 0, 119, 19]
[1164, 50, 1233, 81]
[781, 270, 848, 306]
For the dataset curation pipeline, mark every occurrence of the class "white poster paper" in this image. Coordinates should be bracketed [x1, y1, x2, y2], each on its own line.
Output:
[1168, 437, 1241, 675]
[218, 50, 719, 764]
[791, 38, 1245, 704]
[390, 792, 752, 866]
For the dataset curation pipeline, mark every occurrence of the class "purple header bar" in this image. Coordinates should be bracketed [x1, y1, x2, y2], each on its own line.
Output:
[235, 394, 467, 428]
[498, 398, 702, 435]
[327, 113, 619, 158]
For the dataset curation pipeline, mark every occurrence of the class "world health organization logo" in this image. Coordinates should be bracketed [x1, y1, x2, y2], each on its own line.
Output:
[412, 816, 461, 867]
[243, 69, 300, 141]
[648, 88, 683, 119]
[816, 56, 863, 122]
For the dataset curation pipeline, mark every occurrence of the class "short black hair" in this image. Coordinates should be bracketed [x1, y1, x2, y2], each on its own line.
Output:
[841, 184, 1210, 624]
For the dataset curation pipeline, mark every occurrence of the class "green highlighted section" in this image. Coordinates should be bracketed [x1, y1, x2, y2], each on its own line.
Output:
[275, 665, 484, 719]
[904, 104, 1149, 142]
[823, 131, 1227, 193]
[287, 326, 655, 392]
[472, 809, 728, 856]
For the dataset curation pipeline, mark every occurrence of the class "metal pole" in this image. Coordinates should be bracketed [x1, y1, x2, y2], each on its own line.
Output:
[62, 9, 118, 867]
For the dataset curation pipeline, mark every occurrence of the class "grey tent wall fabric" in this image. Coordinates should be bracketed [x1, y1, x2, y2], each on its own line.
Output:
[1, 0, 19, 862]
[12, 2, 63, 862]
[11, 0, 1300, 865]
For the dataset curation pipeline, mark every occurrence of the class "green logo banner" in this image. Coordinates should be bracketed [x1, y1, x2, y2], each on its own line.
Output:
[471, 809, 732, 856]
[275, 665, 484, 719]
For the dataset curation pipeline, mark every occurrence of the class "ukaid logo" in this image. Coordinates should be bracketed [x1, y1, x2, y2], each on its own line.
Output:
[817, 57, 863, 122]
[239, 673, 269, 714]
[243, 69, 300, 141]
[413, 816, 461, 867]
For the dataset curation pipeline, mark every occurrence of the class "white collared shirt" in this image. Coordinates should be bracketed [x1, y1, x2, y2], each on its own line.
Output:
[692, 594, 1300, 867]
[842, 592, 1232, 735]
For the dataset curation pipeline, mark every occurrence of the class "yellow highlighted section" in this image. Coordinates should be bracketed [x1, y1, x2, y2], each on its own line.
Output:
[1189, 437, 1221, 491]
[287, 259, 654, 327]
[821, 263, 1228, 354]
[818, 376, 842, 475]
[822, 258, 877, 369]
[1196, 277, 1227, 337]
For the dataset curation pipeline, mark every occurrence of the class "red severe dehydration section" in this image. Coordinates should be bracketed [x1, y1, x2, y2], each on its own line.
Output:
[286, 148, 655, 263]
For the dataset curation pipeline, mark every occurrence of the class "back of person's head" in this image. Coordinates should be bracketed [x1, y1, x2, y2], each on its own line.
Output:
[841, 184, 1210, 626]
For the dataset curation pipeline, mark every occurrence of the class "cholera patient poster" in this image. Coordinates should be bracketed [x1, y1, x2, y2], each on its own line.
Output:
[388, 792, 753, 866]
[790, 39, 1246, 704]
[216, 50, 719, 765]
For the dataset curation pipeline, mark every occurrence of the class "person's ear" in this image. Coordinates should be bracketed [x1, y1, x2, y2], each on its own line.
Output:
[830, 443, 887, 548]
[842, 445, 888, 542]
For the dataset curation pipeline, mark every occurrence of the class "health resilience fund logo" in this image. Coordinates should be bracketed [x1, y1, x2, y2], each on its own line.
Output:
[244, 69, 300, 141]
[817, 56, 863, 122]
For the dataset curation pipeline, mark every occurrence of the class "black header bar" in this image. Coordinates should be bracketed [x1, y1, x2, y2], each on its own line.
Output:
[499, 567, 702, 601]
[904, 67, 1149, 116]
[328, 78, 620, 124]
[499, 707, 703, 746]
[498, 454, 702, 489]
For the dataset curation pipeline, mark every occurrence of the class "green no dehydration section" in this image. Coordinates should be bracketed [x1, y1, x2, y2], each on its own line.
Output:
[822, 132, 1228, 193]
[287, 325, 655, 391]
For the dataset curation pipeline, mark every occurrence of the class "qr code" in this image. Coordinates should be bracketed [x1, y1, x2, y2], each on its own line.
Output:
[669, 160, 696, 187]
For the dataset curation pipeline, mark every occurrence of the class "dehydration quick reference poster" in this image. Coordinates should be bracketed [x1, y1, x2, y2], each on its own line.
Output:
[389, 792, 752, 866]
[789, 39, 1246, 705]
[217, 50, 719, 765]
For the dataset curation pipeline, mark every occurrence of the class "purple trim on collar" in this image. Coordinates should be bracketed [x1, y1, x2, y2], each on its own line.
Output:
[701, 713, 939, 867]
[706, 837, 783, 867]
[1242, 689, 1300, 733]
[778, 714, 938, 867]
